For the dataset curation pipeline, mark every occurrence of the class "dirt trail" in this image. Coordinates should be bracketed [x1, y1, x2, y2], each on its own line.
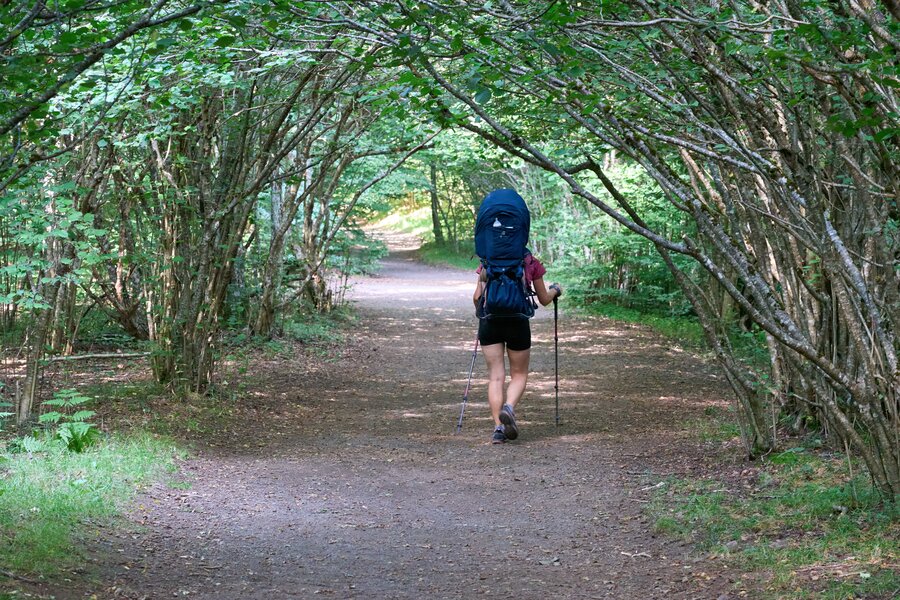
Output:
[85, 232, 740, 599]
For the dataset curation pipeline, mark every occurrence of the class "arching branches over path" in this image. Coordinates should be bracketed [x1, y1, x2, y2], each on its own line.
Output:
[0, 0, 231, 190]
[311, 0, 899, 497]
[5, 3, 436, 420]
[3, 1, 896, 498]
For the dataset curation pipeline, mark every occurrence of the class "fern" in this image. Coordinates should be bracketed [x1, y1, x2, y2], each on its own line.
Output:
[57, 422, 99, 453]
[37, 389, 101, 453]
[39, 411, 64, 424]
[69, 410, 96, 422]
[20, 436, 52, 454]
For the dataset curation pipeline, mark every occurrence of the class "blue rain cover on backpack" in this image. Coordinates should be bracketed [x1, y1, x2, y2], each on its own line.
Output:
[474, 189, 535, 319]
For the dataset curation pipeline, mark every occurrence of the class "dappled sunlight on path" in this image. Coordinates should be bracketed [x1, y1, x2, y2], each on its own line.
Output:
[93, 231, 740, 600]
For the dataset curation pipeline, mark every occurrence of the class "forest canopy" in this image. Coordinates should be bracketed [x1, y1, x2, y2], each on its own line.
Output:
[1, 1, 897, 498]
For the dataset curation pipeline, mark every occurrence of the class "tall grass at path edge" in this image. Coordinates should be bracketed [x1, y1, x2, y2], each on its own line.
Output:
[0, 432, 182, 584]
[417, 240, 480, 271]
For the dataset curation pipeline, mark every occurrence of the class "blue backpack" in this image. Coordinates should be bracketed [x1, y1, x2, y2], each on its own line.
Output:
[474, 189, 535, 320]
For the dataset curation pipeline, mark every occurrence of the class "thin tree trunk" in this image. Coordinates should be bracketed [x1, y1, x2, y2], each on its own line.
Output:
[430, 163, 444, 245]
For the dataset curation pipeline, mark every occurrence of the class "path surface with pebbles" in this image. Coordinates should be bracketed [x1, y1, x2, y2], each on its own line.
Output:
[61, 231, 745, 599]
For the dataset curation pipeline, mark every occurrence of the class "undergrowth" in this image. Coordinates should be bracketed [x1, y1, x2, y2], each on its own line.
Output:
[222, 306, 354, 352]
[582, 301, 706, 346]
[0, 432, 182, 582]
[686, 406, 742, 443]
[648, 420, 899, 599]
[282, 306, 355, 345]
[417, 240, 479, 271]
[373, 207, 433, 238]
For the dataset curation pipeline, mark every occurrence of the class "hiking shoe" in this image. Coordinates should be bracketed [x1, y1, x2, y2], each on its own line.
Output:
[491, 426, 507, 444]
[499, 404, 518, 440]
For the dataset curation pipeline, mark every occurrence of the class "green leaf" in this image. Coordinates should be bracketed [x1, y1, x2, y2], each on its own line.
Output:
[21, 436, 49, 454]
[58, 31, 80, 46]
[214, 35, 236, 48]
[225, 15, 248, 29]
[874, 128, 897, 143]
[70, 410, 96, 422]
[39, 411, 63, 424]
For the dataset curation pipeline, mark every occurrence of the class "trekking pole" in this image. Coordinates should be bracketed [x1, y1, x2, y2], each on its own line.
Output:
[550, 284, 561, 427]
[456, 336, 479, 433]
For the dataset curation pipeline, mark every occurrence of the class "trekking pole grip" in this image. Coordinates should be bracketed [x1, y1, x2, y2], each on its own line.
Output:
[550, 283, 562, 300]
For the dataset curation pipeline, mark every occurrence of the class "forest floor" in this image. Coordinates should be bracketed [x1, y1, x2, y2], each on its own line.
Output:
[29, 230, 756, 599]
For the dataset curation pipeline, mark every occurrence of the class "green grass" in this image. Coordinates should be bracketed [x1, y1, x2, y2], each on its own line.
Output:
[686, 408, 743, 443]
[417, 240, 479, 271]
[372, 207, 433, 238]
[648, 446, 899, 599]
[582, 301, 706, 346]
[0, 432, 182, 580]
[79, 380, 166, 413]
[283, 306, 356, 345]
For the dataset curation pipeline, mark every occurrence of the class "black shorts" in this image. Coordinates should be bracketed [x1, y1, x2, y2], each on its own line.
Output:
[478, 317, 531, 351]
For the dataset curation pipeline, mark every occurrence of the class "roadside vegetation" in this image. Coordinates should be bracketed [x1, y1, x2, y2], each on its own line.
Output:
[649, 408, 899, 599]
[0, 305, 353, 590]
[0, 432, 181, 582]
[399, 187, 898, 599]
[1, 1, 895, 595]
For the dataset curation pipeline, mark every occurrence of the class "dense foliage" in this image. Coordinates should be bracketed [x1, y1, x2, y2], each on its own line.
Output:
[335, 0, 899, 498]
[1, 1, 897, 498]
[2, 2, 434, 416]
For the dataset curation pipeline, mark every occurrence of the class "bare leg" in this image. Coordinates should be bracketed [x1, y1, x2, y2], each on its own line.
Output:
[481, 343, 506, 426]
[505, 348, 531, 410]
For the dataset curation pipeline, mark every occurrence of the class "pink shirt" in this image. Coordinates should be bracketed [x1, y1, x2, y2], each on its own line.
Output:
[476, 254, 546, 286]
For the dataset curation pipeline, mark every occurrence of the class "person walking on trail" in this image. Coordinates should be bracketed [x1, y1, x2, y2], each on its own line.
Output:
[471, 188, 562, 444]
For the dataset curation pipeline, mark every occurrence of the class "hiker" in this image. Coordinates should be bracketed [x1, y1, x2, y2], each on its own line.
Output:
[472, 189, 562, 444]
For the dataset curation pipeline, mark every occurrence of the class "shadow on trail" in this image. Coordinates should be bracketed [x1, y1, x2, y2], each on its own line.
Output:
[82, 234, 740, 600]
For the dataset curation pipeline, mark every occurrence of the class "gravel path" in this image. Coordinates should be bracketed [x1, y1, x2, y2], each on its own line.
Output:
[69, 231, 741, 599]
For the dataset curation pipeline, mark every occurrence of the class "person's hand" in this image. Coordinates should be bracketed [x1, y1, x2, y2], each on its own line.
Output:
[549, 283, 563, 299]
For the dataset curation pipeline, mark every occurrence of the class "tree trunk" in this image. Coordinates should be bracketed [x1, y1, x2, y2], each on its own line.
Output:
[17, 281, 62, 425]
[429, 163, 444, 245]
